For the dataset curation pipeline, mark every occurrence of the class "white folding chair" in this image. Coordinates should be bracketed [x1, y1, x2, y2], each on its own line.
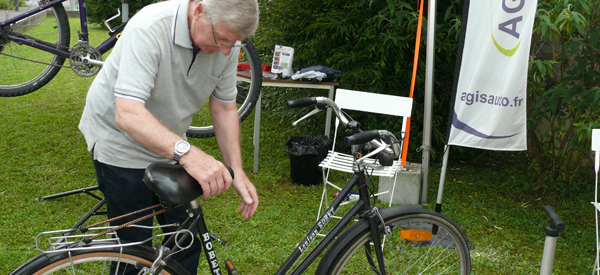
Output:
[317, 88, 413, 222]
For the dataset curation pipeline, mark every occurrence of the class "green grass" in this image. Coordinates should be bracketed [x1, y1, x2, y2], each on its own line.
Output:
[0, 21, 597, 275]
[0, 0, 25, 10]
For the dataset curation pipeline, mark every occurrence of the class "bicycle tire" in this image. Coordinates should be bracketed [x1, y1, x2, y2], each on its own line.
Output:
[316, 206, 472, 275]
[11, 244, 189, 275]
[0, 4, 70, 97]
[186, 38, 262, 138]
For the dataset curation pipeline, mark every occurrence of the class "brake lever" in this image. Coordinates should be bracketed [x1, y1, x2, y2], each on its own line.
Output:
[370, 139, 394, 156]
[291, 104, 327, 126]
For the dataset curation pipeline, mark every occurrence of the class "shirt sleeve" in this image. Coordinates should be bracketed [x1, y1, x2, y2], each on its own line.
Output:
[112, 23, 162, 102]
[211, 47, 240, 102]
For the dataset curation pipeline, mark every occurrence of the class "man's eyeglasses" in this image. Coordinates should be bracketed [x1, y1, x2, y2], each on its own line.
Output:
[209, 17, 245, 48]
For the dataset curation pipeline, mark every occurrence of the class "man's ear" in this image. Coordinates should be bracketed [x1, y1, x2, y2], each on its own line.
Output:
[194, 1, 204, 19]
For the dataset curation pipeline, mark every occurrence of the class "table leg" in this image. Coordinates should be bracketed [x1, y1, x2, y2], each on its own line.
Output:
[324, 86, 335, 138]
[252, 94, 261, 174]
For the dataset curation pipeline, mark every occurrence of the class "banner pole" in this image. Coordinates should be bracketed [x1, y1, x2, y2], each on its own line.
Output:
[421, 0, 437, 204]
[436, 145, 451, 213]
[400, 0, 424, 167]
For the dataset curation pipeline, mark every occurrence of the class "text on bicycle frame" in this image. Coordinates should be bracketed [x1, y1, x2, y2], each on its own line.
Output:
[298, 207, 335, 253]
[202, 233, 222, 275]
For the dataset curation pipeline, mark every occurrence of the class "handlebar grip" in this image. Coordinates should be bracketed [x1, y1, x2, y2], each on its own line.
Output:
[344, 130, 380, 146]
[287, 97, 317, 109]
[544, 205, 565, 234]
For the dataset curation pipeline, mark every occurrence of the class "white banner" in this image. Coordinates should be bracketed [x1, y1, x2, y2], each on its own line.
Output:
[447, 0, 537, 151]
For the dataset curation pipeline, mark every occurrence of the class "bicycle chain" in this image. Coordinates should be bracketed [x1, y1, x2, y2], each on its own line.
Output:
[0, 51, 72, 68]
[0, 28, 73, 69]
[0, 30, 102, 77]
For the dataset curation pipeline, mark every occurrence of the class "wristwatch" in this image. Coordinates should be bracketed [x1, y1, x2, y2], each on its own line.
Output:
[173, 140, 191, 164]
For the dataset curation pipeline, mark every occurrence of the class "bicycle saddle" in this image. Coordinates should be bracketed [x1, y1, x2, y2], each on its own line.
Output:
[143, 162, 203, 207]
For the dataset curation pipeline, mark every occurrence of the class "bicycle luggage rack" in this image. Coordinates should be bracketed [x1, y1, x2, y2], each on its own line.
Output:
[35, 225, 193, 254]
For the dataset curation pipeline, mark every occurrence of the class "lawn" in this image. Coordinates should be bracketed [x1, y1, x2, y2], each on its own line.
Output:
[0, 22, 597, 275]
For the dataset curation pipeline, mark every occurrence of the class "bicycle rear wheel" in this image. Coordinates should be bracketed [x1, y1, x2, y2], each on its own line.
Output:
[317, 207, 472, 275]
[11, 245, 189, 275]
[0, 3, 70, 97]
[186, 38, 262, 138]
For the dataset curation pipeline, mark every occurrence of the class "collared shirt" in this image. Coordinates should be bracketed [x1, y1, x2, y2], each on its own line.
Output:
[79, 0, 239, 169]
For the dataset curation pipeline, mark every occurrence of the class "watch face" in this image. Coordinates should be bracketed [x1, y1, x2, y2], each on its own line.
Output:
[176, 141, 190, 152]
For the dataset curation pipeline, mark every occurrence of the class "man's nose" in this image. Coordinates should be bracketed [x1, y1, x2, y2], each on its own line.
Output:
[219, 46, 232, 56]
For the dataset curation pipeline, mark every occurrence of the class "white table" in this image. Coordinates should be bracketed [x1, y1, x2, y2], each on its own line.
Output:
[237, 71, 339, 173]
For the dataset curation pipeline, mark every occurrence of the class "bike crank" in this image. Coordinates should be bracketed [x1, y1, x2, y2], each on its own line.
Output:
[69, 42, 103, 77]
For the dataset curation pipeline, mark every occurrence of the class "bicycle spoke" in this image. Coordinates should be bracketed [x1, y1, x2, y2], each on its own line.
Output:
[320, 212, 470, 275]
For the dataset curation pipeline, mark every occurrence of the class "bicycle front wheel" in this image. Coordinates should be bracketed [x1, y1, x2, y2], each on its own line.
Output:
[0, 4, 71, 97]
[11, 245, 189, 275]
[186, 39, 262, 138]
[317, 207, 472, 275]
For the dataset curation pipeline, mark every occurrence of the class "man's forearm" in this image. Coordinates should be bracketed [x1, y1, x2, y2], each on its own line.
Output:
[115, 97, 183, 160]
[209, 96, 244, 171]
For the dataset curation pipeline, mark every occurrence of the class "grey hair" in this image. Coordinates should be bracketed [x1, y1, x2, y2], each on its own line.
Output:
[196, 0, 259, 38]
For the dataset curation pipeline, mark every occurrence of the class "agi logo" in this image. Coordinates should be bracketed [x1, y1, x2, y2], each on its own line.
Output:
[491, 0, 528, 57]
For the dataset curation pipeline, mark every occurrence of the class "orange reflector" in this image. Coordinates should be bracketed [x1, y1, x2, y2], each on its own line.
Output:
[226, 260, 234, 269]
[400, 229, 433, 242]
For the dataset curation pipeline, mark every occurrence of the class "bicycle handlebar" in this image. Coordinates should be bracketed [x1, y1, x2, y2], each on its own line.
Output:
[344, 130, 380, 146]
[287, 98, 318, 109]
[287, 96, 397, 158]
[287, 97, 350, 126]
[543, 205, 565, 237]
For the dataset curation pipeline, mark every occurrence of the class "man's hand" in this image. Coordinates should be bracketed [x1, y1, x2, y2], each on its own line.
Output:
[231, 170, 259, 219]
[179, 146, 233, 200]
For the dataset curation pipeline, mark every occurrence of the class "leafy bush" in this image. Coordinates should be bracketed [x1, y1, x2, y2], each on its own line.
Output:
[255, 0, 464, 162]
[85, 0, 160, 29]
[527, 0, 600, 190]
[256, 0, 599, 192]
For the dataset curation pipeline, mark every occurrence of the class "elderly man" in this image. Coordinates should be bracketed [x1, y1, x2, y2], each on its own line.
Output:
[78, 0, 259, 273]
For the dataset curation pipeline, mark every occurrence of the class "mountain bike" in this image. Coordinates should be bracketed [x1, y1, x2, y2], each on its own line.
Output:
[0, 0, 262, 138]
[11, 96, 472, 275]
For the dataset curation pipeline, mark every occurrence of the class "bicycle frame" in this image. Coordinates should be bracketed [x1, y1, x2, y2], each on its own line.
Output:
[0, 0, 121, 60]
[164, 168, 387, 275]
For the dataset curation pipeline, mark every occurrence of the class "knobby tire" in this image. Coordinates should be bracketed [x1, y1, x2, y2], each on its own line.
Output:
[0, 4, 70, 97]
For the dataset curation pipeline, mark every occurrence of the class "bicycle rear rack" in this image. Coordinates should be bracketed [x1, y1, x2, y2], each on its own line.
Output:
[35, 224, 193, 254]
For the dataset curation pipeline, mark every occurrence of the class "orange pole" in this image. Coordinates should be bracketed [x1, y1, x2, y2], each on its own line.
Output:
[401, 0, 424, 167]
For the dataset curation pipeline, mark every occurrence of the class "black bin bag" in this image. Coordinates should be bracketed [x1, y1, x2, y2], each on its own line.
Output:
[285, 135, 333, 186]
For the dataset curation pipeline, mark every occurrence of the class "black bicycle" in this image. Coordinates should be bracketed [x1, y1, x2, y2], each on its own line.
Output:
[11, 96, 472, 275]
[0, 0, 262, 138]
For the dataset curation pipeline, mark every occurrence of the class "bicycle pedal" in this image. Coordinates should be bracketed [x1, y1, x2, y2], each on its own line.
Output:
[224, 259, 238, 275]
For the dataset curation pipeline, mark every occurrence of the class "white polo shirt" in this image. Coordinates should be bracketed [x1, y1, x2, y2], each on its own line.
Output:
[79, 0, 239, 169]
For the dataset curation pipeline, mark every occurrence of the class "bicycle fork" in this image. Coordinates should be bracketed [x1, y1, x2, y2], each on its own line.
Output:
[365, 207, 392, 275]
[352, 165, 392, 275]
